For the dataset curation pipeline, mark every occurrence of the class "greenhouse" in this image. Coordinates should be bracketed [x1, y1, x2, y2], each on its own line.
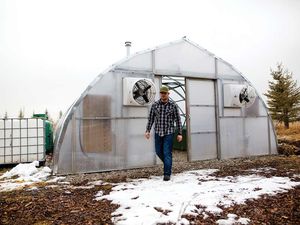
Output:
[53, 38, 277, 174]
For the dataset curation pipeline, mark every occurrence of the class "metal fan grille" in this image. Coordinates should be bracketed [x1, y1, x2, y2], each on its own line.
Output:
[239, 86, 256, 108]
[132, 79, 156, 105]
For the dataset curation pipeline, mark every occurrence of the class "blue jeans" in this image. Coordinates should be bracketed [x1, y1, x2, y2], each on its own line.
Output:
[155, 133, 174, 176]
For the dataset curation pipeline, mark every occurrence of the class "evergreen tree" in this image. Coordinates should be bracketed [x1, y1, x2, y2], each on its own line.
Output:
[265, 63, 300, 128]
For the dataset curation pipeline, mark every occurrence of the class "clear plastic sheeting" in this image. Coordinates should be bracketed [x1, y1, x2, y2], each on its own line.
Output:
[190, 133, 217, 160]
[155, 41, 215, 78]
[217, 59, 243, 79]
[186, 79, 217, 161]
[223, 108, 241, 117]
[244, 117, 269, 156]
[53, 38, 278, 174]
[220, 118, 245, 159]
[244, 98, 268, 117]
[220, 117, 270, 159]
[117, 51, 152, 71]
[53, 72, 155, 174]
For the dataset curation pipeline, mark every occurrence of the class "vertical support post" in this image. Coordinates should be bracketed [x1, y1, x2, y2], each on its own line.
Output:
[11, 119, 13, 163]
[4, 119, 6, 164]
[36, 119, 39, 161]
[151, 50, 157, 165]
[71, 115, 76, 173]
[267, 117, 271, 155]
[26, 118, 29, 162]
[214, 58, 221, 160]
[220, 79, 225, 117]
[19, 119, 21, 163]
[151, 50, 155, 75]
[185, 78, 191, 162]
[43, 119, 46, 161]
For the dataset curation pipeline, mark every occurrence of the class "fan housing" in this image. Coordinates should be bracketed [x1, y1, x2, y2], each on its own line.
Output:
[123, 78, 156, 106]
[224, 84, 257, 108]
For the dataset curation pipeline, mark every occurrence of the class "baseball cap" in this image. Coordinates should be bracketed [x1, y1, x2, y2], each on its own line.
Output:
[160, 86, 169, 93]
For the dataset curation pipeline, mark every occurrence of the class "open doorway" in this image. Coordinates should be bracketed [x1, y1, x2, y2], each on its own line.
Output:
[162, 76, 188, 162]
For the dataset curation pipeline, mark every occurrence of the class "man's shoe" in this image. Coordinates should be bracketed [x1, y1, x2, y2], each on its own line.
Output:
[163, 175, 170, 181]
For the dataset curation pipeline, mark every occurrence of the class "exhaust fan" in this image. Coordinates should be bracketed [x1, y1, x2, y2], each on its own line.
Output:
[123, 78, 156, 106]
[224, 84, 257, 108]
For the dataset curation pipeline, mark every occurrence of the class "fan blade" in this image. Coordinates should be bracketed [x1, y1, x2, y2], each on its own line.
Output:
[143, 85, 151, 93]
[239, 94, 243, 103]
[133, 90, 140, 99]
[142, 94, 149, 103]
[135, 82, 141, 90]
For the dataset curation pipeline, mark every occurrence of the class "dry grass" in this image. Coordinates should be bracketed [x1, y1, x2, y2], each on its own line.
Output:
[275, 121, 300, 141]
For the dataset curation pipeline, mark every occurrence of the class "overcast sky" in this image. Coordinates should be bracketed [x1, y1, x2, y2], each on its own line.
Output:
[1, 0, 299, 120]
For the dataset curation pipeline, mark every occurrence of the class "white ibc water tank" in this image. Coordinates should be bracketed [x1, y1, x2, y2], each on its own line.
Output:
[0, 118, 45, 164]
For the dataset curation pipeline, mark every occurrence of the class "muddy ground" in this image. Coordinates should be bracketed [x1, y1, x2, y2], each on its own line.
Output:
[0, 152, 300, 225]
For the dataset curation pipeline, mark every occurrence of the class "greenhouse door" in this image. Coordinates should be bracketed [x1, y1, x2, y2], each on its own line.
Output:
[186, 78, 217, 161]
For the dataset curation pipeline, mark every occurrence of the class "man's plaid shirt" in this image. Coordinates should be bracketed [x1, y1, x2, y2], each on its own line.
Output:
[146, 99, 182, 137]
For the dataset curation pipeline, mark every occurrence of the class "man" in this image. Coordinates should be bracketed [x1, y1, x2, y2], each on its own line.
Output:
[145, 86, 183, 181]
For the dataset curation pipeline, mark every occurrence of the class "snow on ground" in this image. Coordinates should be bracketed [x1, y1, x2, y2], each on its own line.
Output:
[0, 161, 103, 192]
[96, 169, 300, 225]
[216, 214, 250, 225]
[0, 161, 54, 192]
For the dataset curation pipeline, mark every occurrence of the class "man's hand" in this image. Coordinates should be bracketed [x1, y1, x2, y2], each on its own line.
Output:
[177, 135, 183, 142]
[145, 131, 150, 139]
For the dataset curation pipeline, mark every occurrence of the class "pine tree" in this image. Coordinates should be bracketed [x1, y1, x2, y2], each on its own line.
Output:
[265, 63, 300, 128]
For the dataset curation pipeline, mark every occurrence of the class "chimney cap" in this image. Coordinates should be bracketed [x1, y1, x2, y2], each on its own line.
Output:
[125, 41, 132, 46]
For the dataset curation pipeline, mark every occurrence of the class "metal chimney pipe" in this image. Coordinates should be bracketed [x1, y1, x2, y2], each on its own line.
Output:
[125, 41, 131, 57]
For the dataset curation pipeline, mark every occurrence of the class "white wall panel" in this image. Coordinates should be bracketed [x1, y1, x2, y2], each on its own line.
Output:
[187, 79, 217, 161]
[217, 59, 241, 78]
[220, 118, 245, 159]
[155, 42, 215, 77]
[189, 79, 215, 105]
[117, 52, 152, 71]
[190, 107, 216, 132]
[190, 133, 217, 160]
[224, 108, 241, 117]
[245, 117, 269, 155]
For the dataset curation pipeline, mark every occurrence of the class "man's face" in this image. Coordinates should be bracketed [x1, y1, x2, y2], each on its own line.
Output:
[160, 91, 169, 101]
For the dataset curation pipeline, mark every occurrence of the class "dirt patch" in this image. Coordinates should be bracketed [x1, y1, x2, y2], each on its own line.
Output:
[278, 139, 300, 155]
[183, 187, 300, 225]
[0, 185, 118, 225]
